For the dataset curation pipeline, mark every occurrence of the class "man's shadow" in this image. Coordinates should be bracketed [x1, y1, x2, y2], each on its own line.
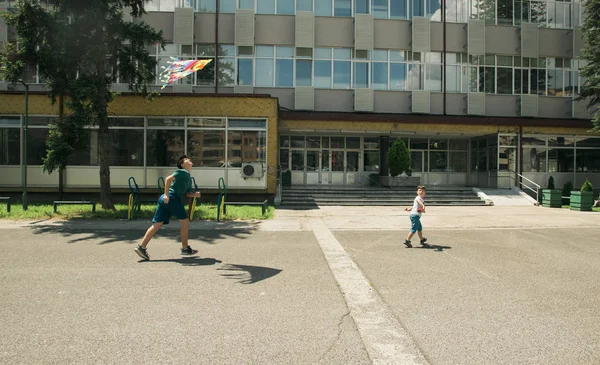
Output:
[139, 257, 222, 266]
[414, 243, 452, 252]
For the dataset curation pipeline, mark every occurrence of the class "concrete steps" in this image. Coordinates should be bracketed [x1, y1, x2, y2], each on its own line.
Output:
[280, 186, 488, 208]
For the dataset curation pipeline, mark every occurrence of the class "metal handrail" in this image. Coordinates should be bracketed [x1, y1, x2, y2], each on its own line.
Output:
[509, 170, 541, 203]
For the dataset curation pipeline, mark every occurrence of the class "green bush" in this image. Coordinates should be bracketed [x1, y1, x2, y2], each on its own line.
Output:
[581, 179, 594, 192]
[562, 181, 573, 205]
[387, 139, 411, 177]
[547, 176, 555, 189]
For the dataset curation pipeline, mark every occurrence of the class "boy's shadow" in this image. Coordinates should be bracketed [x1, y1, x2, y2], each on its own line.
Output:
[139, 257, 222, 266]
[414, 243, 452, 252]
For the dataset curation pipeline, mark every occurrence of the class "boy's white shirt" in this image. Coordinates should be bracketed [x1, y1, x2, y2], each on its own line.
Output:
[410, 196, 424, 216]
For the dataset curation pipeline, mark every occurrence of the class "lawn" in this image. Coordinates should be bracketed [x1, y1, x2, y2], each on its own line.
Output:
[561, 205, 600, 212]
[0, 202, 274, 221]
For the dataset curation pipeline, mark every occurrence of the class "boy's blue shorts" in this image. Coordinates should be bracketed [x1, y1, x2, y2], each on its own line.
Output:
[409, 214, 423, 233]
[152, 194, 188, 225]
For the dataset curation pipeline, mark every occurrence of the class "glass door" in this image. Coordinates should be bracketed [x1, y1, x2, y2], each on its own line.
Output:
[306, 150, 320, 185]
[346, 151, 361, 185]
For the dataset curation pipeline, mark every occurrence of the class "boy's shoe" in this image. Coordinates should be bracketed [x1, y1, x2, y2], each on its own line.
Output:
[403, 239, 412, 248]
[181, 245, 198, 255]
[420, 238, 428, 246]
[134, 245, 150, 260]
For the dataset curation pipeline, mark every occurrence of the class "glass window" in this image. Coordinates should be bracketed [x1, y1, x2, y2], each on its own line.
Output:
[408, 64, 423, 90]
[280, 136, 290, 148]
[346, 137, 360, 149]
[334, 0, 351, 16]
[297, 0, 312, 11]
[364, 151, 380, 172]
[291, 136, 306, 148]
[314, 60, 332, 88]
[28, 116, 54, 126]
[354, 62, 369, 88]
[291, 150, 304, 170]
[364, 137, 380, 149]
[240, 0, 254, 9]
[449, 152, 467, 172]
[391, 0, 408, 19]
[497, 68, 513, 94]
[219, 0, 236, 13]
[26, 128, 48, 165]
[523, 147, 547, 172]
[576, 149, 600, 173]
[412, 0, 425, 17]
[227, 130, 266, 167]
[372, 62, 388, 90]
[576, 137, 600, 148]
[69, 130, 99, 166]
[499, 135, 517, 146]
[356, 0, 369, 13]
[333, 61, 351, 89]
[148, 118, 185, 127]
[316, 0, 333, 15]
[430, 151, 447, 172]
[280, 149, 290, 170]
[549, 136, 575, 147]
[426, 65, 442, 91]
[498, 148, 517, 172]
[315, 48, 332, 59]
[197, 0, 217, 12]
[522, 136, 546, 146]
[306, 136, 320, 148]
[229, 119, 267, 129]
[108, 117, 145, 127]
[446, 65, 460, 92]
[255, 58, 274, 87]
[296, 60, 312, 86]
[237, 59, 253, 86]
[548, 148, 574, 172]
[218, 58, 235, 86]
[430, 139, 447, 150]
[257, 0, 275, 13]
[334, 48, 351, 60]
[390, 63, 407, 90]
[188, 118, 225, 128]
[108, 129, 144, 166]
[450, 139, 467, 150]
[331, 137, 344, 148]
[331, 151, 344, 171]
[296, 48, 313, 58]
[276, 59, 294, 87]
[410, 138, 428, 150]
[277, 0, 294, 13]
[322, 136, 330, 148]
[146, 130, 185, 167]
[411, 151, 423, 172]
[276, 46, 294, 58]
[187, 130, 226, 168]
[373, 0, 388, 18]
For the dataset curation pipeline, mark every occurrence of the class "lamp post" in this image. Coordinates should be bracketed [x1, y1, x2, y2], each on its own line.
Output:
[18, 79, 29, 210]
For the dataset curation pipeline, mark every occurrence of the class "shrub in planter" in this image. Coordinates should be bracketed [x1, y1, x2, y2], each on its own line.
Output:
[570, 179, 594, 211]
[387, 139, 411, 177]
[562, 181, 573, 205]
[542, 176, 561, 208]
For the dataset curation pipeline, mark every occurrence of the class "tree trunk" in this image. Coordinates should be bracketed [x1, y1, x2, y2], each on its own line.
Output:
[58, 94, 64, 200]
[96, 60, 114, 210]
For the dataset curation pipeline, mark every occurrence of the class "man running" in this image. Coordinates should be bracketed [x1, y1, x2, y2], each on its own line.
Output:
[134, 155, 201, 260]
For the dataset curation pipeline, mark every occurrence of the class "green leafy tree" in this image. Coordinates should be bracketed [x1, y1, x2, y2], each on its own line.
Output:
[387, 139, 411, 177]
[2, 0, 164, 209]
[578, 0, 600, 131]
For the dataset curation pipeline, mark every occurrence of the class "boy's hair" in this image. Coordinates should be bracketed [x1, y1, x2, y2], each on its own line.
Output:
[177, 155, 188, 169]
[417, 185, 426, 192]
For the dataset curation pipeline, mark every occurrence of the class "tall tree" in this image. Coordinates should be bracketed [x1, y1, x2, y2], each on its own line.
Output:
[578, 0, 600, 130]
[2, 0, 163, 209]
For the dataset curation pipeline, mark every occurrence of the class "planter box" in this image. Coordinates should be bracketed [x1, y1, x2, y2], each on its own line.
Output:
[379, 176, 421, 187]
[542, 189, 562, 208]
[569, 191, 594, 211]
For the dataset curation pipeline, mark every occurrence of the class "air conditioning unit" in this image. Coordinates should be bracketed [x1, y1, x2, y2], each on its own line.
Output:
[241, 163, 264, 179]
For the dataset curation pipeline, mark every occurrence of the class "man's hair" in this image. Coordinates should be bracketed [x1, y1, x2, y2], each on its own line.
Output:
[177, 155, 188, 169]
[417, 185, 426, 191]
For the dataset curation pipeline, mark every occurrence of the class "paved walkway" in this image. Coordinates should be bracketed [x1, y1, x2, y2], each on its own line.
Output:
[1, 205, 599, 364]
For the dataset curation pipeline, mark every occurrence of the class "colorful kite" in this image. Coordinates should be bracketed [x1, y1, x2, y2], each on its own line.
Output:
[159, 58, 213, 89]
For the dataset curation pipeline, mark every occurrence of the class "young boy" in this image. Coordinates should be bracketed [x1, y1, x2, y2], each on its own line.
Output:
[134, 155, 201, 261]
[403, 185, 427, 248]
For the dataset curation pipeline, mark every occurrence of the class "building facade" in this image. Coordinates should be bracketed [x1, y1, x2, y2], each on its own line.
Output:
[1, 0, 599, 195]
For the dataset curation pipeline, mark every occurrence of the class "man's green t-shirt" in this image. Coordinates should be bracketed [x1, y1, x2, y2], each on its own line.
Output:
[168, 169, 192, 202]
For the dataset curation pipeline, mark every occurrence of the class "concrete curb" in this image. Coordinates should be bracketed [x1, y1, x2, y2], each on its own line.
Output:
[472, 187, 494, 205]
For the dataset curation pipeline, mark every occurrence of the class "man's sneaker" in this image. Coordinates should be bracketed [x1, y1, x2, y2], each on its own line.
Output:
[181, 245, 198, 255]
[403, 239, 412, 248]
[420, 237, 428, 246]
[134, 245, 150, 260]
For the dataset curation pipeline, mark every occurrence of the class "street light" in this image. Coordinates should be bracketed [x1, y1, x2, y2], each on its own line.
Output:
[18, 79, 28, 211]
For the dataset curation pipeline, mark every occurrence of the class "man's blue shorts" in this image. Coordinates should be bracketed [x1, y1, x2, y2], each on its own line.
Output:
[409, 214, 423, 233]
[152, 194, 188, 225]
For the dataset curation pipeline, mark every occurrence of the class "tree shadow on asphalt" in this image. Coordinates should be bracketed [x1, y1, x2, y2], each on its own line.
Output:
[217, 263, 282, 284]
[29, 223, 255, 246]
[414, 243, 452, 252]
[138, 257, 222, 266]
